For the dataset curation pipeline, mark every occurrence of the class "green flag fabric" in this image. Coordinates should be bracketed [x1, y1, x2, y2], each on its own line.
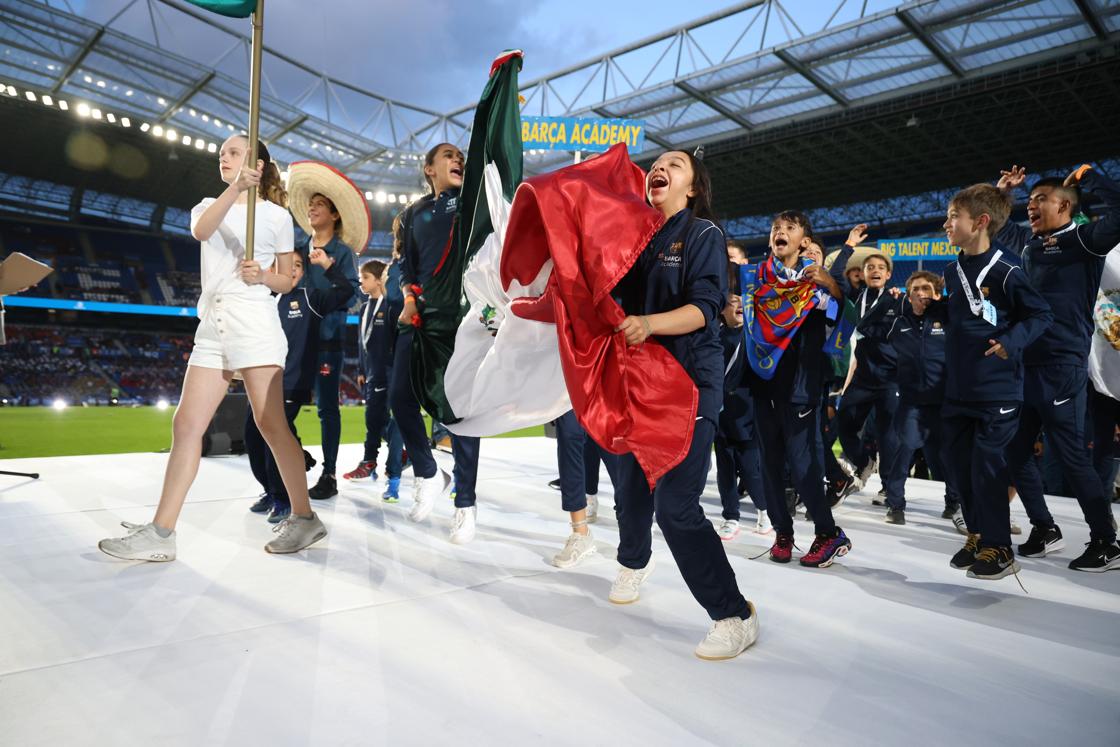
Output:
[410, 50, 525, 425]
[183, 0, 257, 18]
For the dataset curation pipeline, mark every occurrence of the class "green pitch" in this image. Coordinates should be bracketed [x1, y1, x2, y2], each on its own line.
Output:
[0, 406, 545, 460]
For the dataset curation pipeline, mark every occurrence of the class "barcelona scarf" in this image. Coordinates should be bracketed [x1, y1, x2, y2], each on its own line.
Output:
[740, 256, 831, 380]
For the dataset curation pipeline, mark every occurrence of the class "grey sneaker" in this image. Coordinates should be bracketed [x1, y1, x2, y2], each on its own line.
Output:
[552, 530, 597, 569]
[99, 522, 176, 562]
[265, 512, 327, 554]
[586, 494, 599, 523]
[609, 558, 655, 604]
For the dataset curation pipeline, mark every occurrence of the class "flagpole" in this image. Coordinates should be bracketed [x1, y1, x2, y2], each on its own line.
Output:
[244, 0, 265, 261]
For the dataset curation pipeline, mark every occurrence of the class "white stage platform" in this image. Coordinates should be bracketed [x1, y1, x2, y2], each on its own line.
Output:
[0, 438, 1117, 745]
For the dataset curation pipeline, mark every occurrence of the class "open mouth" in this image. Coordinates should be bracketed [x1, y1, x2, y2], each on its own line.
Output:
[450, 166, 463, 178]
[1027, 210, 1040, 226]
[773, 237, 789, 249]
[649, 173, 668, 190]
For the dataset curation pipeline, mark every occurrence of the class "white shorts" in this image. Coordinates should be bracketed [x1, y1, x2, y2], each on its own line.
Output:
[187, 294, 287, 372]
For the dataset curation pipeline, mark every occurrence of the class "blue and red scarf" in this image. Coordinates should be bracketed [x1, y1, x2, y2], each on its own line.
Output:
[740, 256, 832, 380]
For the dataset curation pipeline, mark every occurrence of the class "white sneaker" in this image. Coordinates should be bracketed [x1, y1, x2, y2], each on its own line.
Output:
[717, 519, 741, 541]
[586, 494, 599, 523]
[609, 559, 655, 604]
[450, 505, 477, 545]
[695, 602, 760, 661]
[857, 456, 878, 488]
[952, 508, 968, 536]
[552, 530, 597, 569]
[1010, 520, 1022, 535]
[409, 469, 451, 522]
[754, 511, 773, 535]
[98, 522, 176, 562]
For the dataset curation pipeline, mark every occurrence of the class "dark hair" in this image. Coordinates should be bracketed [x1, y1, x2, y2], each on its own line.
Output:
[949, 184, 1012, 238]
[311, 192, 342, 232]
[360, 259, 387, 278]
[673, 150, 717, 223]
[726, 240, 747, 261]
[423, 142, 462, 194]
[772, 210, 812, 233]
[906, 270, 943, 293]
[1029, 177, 1080, 216]
[727, 260, 741, 295]
[233, 136, 287, 207]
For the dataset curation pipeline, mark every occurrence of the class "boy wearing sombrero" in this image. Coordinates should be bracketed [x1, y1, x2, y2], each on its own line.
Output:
[287, 162, 368, 500]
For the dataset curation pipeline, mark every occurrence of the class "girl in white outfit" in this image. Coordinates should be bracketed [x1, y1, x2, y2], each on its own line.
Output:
[99, 136, 327, 560]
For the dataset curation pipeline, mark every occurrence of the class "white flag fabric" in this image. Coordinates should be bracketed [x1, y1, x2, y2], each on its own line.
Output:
[1089, 243, 1120, 401]
[444, 163, 571, 436]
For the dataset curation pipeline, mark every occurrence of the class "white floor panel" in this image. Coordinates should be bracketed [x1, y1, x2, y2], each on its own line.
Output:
[0, 438, 1117, 745]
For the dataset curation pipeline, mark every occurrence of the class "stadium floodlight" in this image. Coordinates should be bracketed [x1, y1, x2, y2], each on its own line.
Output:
[189, 108, 197, 117]
[157, 97, 167, 106]
[91, 109, 102, 120]
[201, 114, 209, 122]
[152, 124, 164, 137]
[83, 75, 92, 84]
[410, 193, 420, 202]
[7, 85, 17, 96]
[1, 398, 7, 405]
[213, 118, 222, 127]
[156, 398, 170, 411]
[24, 90, 35, 102]
[364, 191, 373, 200]
[139, 122, 150, 132]
[165, 129, 177, 141]
[52, 398, 67, 411]
[398, 194, 408, 204]
[375, 191, 387, 204]
[96, 80, 106, 89]
[58, 99, 68, 111]
[121, 117, 131, 128]
[106, 112, 115, 123]
[207, 142, 217, 153]
[76, 102, 91, 117]
[387, 194, 397, 204]
[194, 139, 205, 150]
[125, 89, 133, 97]
[42, 95, 53, 106]
[181, 135, 191, 146]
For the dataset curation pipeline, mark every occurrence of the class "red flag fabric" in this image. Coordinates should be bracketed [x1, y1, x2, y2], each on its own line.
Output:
[500, 143, 698, 487]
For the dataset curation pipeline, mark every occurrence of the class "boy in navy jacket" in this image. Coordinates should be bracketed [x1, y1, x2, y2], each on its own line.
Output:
[342, 260, 404, 497]
[745, 211, 853, 568]
[995, 164, 1120, 571]
[940, 184, 1052, 580]
[857, 271, 960, 526]
[246, 248, 355, 522]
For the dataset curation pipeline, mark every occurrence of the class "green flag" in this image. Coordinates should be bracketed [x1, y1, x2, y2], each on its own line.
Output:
[183, 0, 257, 18]
[410, 50, 525, 425]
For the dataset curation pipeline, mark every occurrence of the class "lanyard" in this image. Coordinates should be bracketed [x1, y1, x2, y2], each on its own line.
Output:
[956, 250, 1002, 316]
[726, 340, 741, 376]
[363, 296, 383, 342]
[859, 287, 881, 318]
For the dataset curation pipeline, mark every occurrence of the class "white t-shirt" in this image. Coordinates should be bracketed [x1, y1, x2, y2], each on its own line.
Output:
[189, 198, 294, 316]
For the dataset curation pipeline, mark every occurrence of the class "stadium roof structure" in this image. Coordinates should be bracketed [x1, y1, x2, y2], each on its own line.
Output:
[1, 0, 1119, 225]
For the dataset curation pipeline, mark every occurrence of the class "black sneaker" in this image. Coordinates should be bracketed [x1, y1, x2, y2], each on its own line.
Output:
[967, 546, 1020, 580]
[784, 487, 801, 516]
[828, 477, 859, 508]
[872, 489, 886, 507]
[249, 493, 274, 514]
[941, 502, 961, 519]
[1067, 539, 1120, 572]
[885, 508, 906, 525]
[308, 473, 338, 500]
[950, 533, 981, 570]
[547, 478, 561, 490]
[1017, 524, 1064, 558]
[303, 449, 316, 472]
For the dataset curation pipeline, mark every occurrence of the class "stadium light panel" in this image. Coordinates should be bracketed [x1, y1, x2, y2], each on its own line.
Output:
[83, 75, 92, 84]
[398, 194, 407, 204]
[364, 191, 373, 200]
[166, 129, 178, 141]
[52, 398, 67, 411]
[201, 114, 209, 122]
[194, 139, 205, 150]
[6, 85, 16, 96]
[410, 193, 420, 202]
[42, 95, 52, 106]
[91, 108, 102, 120]
[140, 122, 150, 132]
[157, 97, 167, 106]
[58, 100, 68, 111]
[387, 194, 397, 204]
[213, 118, 222, 127]
[125, 89, 133, 96]
[24, 90, 36, 102]
[207, 142, 217, 153]
[375, 191, 387, 204]
[121, 117, 131, 128]
[189, 108, 197, 117]
[96, 80, 106, 88]
[76, 102, 90, 117]
[106, 112, 115, 123]
[156, 399, 170, 411]
[152, 125, 164, 137]
[181, 135, 191, 146]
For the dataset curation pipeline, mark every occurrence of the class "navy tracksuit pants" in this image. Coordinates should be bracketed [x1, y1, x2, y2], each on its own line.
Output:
[883, 402, 959, 511]
[389, 329, 479, 505]
[361, 382, 391, 466]
[1007, 365, 1116, 542]
[714, 435, 764, 521]
[314, 349, 343, 475]
[555, 410, 618, 513]
[942, 401, 1020, 549]
[838, 385, 899, 478]
[244, 399, 303, 507]
[614, 419, 749, 621]
[753, 397, 837, 537]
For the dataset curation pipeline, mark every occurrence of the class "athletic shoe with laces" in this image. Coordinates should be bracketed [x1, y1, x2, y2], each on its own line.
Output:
[885, 508, 906, 525]
[267, 501, 291, 524]
[342, 461, 376, 481]
[1010, 520, 1023, 535]
[98, 522, 176, 562]
[769, 532, 795, 563]
[250, 493, 274, 514]
[858, 457, 879, 489]
[828, 477, 859, 507]
[799, 528, 852, 568]
[872, 488, 886, 507]
[951, 508, 968, 536]
[609, 559, 655, 604]
[717, 519, 741, 541]
[308, 473, 338, 500]
[1018, 524, 1064, 558]
[967, 546, 1020, 579]
[264, 512, 327, 554]
[450, 506, 477, 545]
[551, 529, 597, 569]
[586, 494, 599, 523]
[950, 533, 981, 569]
[754, 511, 773, 535]
[408, 469, 451, 522]
[303, 449, 316, 472]
[382, 476, 401, 503]
[1067, 539, 1120, 572]
[695, 602, 760, 661]
[942, 503, 961, 519]
[547, 478, 561, 490]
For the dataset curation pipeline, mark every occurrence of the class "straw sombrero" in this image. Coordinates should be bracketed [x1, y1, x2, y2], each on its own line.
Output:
[824, 245, 891, 273]
[287, 160, 372, 253]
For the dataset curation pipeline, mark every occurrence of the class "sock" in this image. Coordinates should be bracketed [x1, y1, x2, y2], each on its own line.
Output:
[153, 524, 173, 538]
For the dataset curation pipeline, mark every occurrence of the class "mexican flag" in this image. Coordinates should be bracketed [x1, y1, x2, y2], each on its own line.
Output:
[411, 50, 553, 429]
[1089, 243, 1120, 401]
[183, 0, 257, 17]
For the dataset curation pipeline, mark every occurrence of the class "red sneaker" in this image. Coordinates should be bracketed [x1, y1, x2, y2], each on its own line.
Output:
[343, 461, 376, 481]
[800, 528, 852, 568]
[769, 532, 795, 563]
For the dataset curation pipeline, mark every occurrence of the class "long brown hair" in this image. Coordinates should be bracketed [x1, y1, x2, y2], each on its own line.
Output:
[234, 135, 287, 208]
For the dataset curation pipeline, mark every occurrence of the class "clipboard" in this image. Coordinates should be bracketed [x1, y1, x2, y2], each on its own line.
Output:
[0, 252, 54, 295]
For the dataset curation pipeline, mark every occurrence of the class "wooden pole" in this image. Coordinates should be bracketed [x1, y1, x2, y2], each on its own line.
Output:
[244, 0, 265, 261]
